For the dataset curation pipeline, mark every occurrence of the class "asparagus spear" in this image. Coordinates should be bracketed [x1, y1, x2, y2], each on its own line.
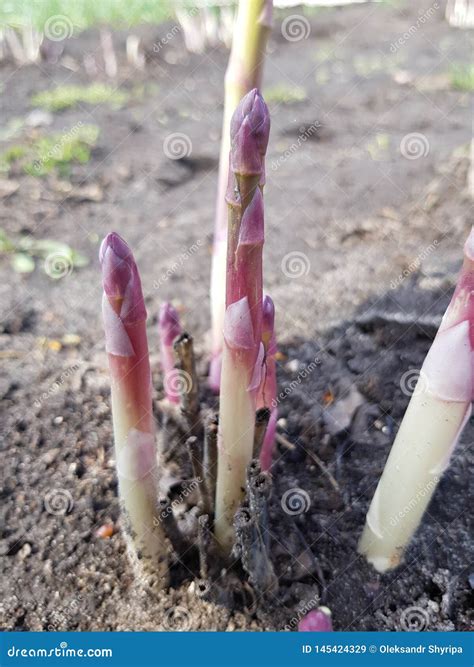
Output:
[359, 228, 474, 572]
[100, 232, 169, 590]
[298, 607, 333, 632]
[257, 295, 278, 470]
[209, 0, 273, 392]
[158, 302, 181, 404]
[214, 89, 270, 552]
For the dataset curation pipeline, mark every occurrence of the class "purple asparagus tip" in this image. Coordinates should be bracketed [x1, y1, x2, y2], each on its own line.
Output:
[262, 295, 276, 355]
[230, 89, 270, 176]
[298, 607, 333, 632]
[158, 302, 181, 346]
[100, 232, 132, 297]
[262, 295, 275, 337]
[99, 232, 146, 323]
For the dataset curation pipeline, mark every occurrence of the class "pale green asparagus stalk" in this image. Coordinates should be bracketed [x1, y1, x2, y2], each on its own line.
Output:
[214, 90, 270, 552]
[209, 0, 273, 392]
[359, 228, 474, 572]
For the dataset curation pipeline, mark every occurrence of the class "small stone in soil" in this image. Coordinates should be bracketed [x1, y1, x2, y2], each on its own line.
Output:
[18, 543, 32, 560]
[96, 524, 114, 539]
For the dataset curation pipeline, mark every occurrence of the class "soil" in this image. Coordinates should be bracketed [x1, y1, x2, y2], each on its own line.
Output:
[0, 1, 472, 632]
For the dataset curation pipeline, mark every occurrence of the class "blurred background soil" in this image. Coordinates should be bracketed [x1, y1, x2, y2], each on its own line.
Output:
[0, 1, 472, 631]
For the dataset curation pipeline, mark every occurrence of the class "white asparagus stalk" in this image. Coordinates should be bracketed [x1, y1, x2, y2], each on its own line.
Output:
[100, 232, 169, 590]
[359, 229, 474, 572]
[215, 298, 264, 551]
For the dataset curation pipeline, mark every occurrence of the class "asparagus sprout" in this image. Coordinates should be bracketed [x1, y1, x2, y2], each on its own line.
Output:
[209, 0, 273, 392]
[298, 607, 333, 632]
[158, 302, 181, 404]
[359, 228, 474, 572]
[100, 232, 169, 590]
[214, 89, 270, 552]
[258, 295, 278, 471]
